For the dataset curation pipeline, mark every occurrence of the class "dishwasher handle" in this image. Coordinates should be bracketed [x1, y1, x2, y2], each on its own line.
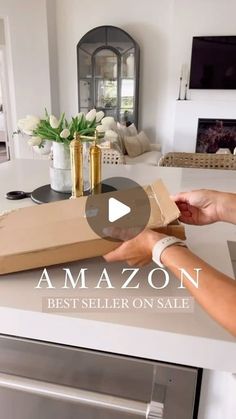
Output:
[0, 372, 164, 418]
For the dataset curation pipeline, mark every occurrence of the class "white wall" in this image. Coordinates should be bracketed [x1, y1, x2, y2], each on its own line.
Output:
[168, 0, 236, 152]
[55, 0, 174, 144]
[0, 20, 3, 104]
[46, 0, 60, 117]
[0, 19, 5, 44]
[55, 0, 236, 153]
[2, 0, 236, 156]
[0, 0, 51, 158]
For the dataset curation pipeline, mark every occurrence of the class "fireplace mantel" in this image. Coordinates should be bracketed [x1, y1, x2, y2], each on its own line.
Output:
[172, 100, 236, 152]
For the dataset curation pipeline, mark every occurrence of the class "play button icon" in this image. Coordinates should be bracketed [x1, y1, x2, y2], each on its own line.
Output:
[85, 177, 151, 242]
[108, 198, 131, 222]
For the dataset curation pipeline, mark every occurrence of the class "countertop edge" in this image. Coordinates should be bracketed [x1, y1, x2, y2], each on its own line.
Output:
[0, 307, 235, 373]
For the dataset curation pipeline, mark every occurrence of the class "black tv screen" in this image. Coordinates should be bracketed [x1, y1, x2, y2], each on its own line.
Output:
[189, 36, 236, 89]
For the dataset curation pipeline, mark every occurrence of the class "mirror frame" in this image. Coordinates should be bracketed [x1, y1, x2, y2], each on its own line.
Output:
[77, 25, 140, 127]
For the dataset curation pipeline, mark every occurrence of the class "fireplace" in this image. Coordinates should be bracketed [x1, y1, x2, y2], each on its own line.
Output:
[196, 118, 236, 153]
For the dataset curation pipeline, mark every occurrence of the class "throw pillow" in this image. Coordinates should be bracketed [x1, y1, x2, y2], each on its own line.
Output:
[128, 123, 138, 136]
[116, 122, 138, 154]
[123, 131, 151, 158]
[116, 122, 129, 154]
[104, 130, 123, 153]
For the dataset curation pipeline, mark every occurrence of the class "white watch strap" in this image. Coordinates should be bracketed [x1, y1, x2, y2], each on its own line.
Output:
[152, 236, 187, 268]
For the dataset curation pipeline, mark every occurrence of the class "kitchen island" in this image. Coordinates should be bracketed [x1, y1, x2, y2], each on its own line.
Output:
[0, 159, 235, 370]
[0, 159, 235, 418]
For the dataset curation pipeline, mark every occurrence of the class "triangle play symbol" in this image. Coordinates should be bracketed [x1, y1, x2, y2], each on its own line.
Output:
[108, 197, 131, 223]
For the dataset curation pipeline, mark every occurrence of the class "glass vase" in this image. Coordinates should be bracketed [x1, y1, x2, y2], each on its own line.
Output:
[50, 142, 72, 193]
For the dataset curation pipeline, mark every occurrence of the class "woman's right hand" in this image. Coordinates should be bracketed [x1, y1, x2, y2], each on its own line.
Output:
[171, 189, 223, 225]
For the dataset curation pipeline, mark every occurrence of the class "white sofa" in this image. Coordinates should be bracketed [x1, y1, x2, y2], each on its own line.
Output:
[100, 118, 162, 166]
[102, 143, 162, 166]
[124, 143, 161, 165]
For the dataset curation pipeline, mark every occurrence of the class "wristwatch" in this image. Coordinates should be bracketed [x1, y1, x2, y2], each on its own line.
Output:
[152, 236, 187, 268]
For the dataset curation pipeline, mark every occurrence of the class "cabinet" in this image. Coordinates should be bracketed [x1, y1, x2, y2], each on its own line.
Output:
[77, 26, 140, 127]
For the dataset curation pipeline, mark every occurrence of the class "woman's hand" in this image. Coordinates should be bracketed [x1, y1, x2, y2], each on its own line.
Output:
[103, 229, 166, 266]
[171, 189, 223, 225]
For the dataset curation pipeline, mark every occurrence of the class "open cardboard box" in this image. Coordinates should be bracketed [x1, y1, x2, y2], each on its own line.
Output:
[157, 220, 186, 240]
[0, 179, 185, 275]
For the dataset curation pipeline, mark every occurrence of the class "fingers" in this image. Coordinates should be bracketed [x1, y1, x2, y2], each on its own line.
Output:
[175, 202, 192, 215]
[103, 227, 125, 241]
[103, 227, 142, 242]
[176, 202, 190, 211]
[126, 258, 151, 267]
[103, 242, 129, 262]
[103, 230, 164, 265]
[104, 251, 151, 267]
[178, 207, 192, 218]
[170, 192, 191, 204]
[178, 215, 194, 224]
[171, 193, 196, 224]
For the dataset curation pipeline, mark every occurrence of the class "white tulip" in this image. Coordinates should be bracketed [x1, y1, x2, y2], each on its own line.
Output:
[23, 122, 36, 135]
[25, 115, 40, 130]
[18, 118, 32, 135]
[77, 112, 84, 120]
[17, 118, 26, 130]
[96, 111, 105, 122]
[18, 115, 40, 135]
[49, 115, 60, 129]
[28, 136, 42, 147]
[60, 128, 70, 139]
[23, 129, 34, 136]
[85, 109, 96, 122]
[101, 116, 115, 125]
[101, 116, 116, 131]
[105, 129, 118, 140]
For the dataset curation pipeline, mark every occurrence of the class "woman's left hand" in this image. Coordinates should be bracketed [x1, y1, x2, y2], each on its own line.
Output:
[103, 229, 166, 266]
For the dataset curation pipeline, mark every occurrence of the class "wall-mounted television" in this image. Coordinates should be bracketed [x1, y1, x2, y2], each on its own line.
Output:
[189, 36, 236, 89]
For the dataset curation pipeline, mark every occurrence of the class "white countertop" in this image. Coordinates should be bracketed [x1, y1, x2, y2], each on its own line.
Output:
[0, 159, 236, 372]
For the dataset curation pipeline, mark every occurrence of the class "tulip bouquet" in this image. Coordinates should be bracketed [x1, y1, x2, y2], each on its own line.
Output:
[17, 109, 105, 149]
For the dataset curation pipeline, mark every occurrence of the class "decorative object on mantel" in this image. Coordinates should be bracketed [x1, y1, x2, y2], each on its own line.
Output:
[177, 64, 189, 101]
[184, 83, 188, 100]
[184, 68, 189, 100]
[216, 148, 231, 155]
[12, 109, 106, 203]
[177, 66, 183, 100]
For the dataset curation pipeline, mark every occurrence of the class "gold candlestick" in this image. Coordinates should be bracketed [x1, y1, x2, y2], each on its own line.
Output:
[70, 133, 83, 198]
[89, 131, 102, 194]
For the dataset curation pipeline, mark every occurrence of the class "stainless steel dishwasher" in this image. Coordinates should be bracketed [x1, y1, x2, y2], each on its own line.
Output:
[0, 335, 201, 419]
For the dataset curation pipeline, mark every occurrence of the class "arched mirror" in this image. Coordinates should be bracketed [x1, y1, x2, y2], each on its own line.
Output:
[77, 25, 140, 126]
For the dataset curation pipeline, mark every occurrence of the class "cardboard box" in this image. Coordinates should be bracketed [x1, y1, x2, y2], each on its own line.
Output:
[157, 220, 186, 240]
[0, 180, 184, 275]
